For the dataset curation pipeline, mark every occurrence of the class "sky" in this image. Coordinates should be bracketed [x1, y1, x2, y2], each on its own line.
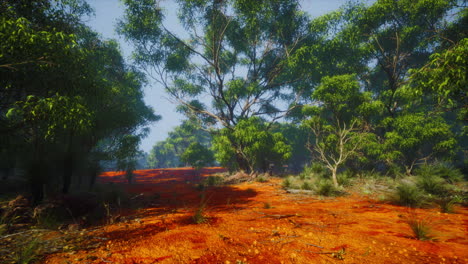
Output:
[85, 0, 373, 153]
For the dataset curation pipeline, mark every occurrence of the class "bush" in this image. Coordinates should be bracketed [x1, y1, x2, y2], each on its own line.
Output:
[314, 179, 340, 196]
[415, 163, 464, 184]
[204, 176, 224, 187]
[406, 216, 435, 241]
[438, 196, 462, 213]
[301, 181, 313, 190]
[395, 182, 425, 207]
[282, 178, 292, 188]
[416, 174, 448, 196]
[337, 171, 353, 186]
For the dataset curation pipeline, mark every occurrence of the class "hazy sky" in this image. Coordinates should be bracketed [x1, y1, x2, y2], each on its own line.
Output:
[85, 0, 373, 153]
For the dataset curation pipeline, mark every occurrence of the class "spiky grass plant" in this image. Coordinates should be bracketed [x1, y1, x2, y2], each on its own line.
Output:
[13, 238, 41, 264]
[395, 182, 425, 207]
[406, 216, 435, 241]
[193, 193, 208, 224]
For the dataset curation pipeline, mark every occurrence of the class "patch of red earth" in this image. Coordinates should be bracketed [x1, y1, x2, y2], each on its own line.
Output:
[43, 168, 468, 264]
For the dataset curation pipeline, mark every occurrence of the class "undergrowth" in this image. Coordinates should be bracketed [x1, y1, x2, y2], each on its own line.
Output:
[13, 238, 41, 264]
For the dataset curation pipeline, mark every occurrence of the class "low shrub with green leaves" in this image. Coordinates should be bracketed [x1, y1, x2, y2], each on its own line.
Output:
[314, 179, 341, 196]
[395, 182, 426, 207]
[13, 238, 41, 264]
[406, 216, 435, 241]
[416, 174, 449, 196]
[415, 163, 464, 184]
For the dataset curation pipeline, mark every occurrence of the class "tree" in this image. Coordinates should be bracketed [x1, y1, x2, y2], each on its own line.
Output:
[380, 113, 458, 175]
[119, 0, 311, 172]
[181, 142, 214, 170]
[1, 0, 158, 201]
[212, 117, 291, 174]
[303, 74, 378, 187]
[147, 119, 212, 168]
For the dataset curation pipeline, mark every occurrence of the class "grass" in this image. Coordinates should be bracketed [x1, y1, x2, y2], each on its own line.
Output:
[406, 216, 435, 241]
[193, 193, 208, 224]
[13, 238, 41, 264]
[263, 202, 272, 209]
[315, 179, 341, 197]
[438, 196, 462, 213]
[395, 182, 425, 207]
[256, 175, 268, 183]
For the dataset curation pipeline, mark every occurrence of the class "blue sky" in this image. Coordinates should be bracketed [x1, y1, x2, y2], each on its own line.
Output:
[85, 0, 373, 153]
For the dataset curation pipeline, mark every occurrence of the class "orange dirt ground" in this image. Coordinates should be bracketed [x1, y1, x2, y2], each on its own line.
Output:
[43, 168, 468, 264]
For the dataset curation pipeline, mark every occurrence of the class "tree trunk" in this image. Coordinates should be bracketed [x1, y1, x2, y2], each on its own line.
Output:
[62, 154, 73, 194]
[62, 132, 74, 194]
[235, 152, 251, 174]
[331, 167, 339, 187]
[29, 160, 46, 205]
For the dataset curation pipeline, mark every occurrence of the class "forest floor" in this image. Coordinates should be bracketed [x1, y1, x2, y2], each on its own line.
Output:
[6, 168, 468, 264]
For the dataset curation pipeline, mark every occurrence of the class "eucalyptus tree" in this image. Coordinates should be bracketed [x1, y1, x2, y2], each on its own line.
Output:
[119, 0, 311, 172]
[302, 75, 380, 186]
[147, 118, 212, 168]
[1, 0, 158, 201]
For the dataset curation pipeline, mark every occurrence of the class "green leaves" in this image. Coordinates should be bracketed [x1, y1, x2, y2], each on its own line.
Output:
[212, 117, 291, 172]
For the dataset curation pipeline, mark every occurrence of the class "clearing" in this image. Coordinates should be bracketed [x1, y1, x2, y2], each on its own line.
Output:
[40, 168, 467, 264]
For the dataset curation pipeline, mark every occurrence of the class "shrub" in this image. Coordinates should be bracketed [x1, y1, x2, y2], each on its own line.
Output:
[13, 238, 41, 264]
[395, 182, 425, 207]
[282, 177, 292, 188]
[301, 181, 313, 190]
[337, 171, 352, 187]
[193, 194, 208, 224]
[415, 163, 464, 184]
[257, 175, 267, 183]
[438, 196, 462, 213]
[416, 174, 448, 196]
[406, 216, 435, 241]
[205, 176, 224, 186]
[315, 179, 340, 196]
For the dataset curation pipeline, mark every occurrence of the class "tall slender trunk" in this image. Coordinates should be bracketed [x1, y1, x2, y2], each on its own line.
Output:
[62, 132, 74, 194]
[331, 167, 338, 187]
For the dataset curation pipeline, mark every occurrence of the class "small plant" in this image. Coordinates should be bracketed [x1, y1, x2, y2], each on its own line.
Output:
[395, 182, 425, 207]
[263, 202, 272, 209]
[193, 194, 208, 224]
[282, 177, 292, 188]
[315, 179, 339, 196]
[415, 163, 464, 184]
[204, 176, 224, 186]
[301, 181, 313, 190]
[257, 175, 267, 183]
[337, 171, 352, 187]
[416, 174, 448, 196]
[13, 238, 41, 264]
[438, 196, 462, 213]
[36, 212, 61, 230]
[406, 216, 435, 241]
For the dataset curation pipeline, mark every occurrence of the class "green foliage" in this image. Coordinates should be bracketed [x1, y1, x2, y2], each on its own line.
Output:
[395, 182, 425, 207]
[407, 38, 468, 127]
[380, 114, 457, 173]
[314, 179, 341, 197]
[406, 216, 435, 241]
[147, 119, 211, 168]
[415, 163, 464, 184]
[301, 181, 313, 191]
[13, 239, 41, 264]
[212, 117, 291, 173]
[438, 196, 462, 213]
[181, 142, 214, 170]
[119, 0, 311, 171]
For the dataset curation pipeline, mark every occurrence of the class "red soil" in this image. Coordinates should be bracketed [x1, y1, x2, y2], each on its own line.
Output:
[43, 168, 468, 264]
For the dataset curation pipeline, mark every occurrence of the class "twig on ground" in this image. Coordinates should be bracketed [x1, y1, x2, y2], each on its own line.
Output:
[306, 243, 324, 249]
[0, 229, 49, 239]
